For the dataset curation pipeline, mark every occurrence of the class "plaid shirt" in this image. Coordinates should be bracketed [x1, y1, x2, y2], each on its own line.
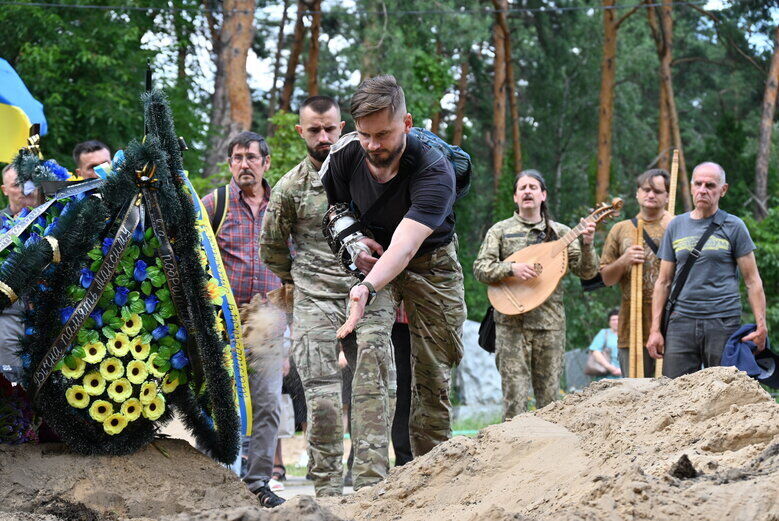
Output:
[202, 177, 281, 305]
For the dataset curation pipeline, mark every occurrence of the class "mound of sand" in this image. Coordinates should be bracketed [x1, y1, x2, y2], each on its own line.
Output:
[2, 368, 776, 521]
[324, 367, 779, 521]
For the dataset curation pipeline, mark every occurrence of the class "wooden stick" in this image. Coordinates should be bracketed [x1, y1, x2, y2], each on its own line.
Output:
[635, 218, 645, 378]
[655, 149, 679, 377]
[629, 263, 637, 378]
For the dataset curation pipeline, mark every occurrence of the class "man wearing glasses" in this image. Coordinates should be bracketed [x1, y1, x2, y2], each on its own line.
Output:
[202, 131, 285, 508]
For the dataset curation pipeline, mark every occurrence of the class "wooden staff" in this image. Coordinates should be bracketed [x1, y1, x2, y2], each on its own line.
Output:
[655, 149, 679, 377]
[629, 219, 644, 378]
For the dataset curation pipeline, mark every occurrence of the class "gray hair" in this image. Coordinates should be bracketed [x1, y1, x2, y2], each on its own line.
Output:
[692, 162, 726, 185]
[350, 75, 406, 120]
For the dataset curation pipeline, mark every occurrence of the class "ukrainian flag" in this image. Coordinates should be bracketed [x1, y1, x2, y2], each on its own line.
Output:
[0, 58, 47, 163]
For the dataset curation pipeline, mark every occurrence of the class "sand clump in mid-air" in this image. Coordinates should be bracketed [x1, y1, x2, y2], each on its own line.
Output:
[323, 366, 779, 521]
[2, 367, 777, 521]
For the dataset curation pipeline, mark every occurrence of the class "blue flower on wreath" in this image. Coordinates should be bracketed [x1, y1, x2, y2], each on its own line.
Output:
[101, 238, 114, 255]
[18, 207, 30, 219]
[23, 232, 41, 248]
[90, 309, 104, 328]
[133, 224, 145, 243]
[44, 218, 59, 235]
[25, 326, 36, 336]
[79, 268, 95, 288]
[133, 260, 148, 282]
[170, 350, 189, 370]
[114, 286, 130, 306]
[60, 306, 75, 324]
[34, 216, 46, 229]
[152, 325, 169, 341]
[144, 295, 159, 314]
[43, 160, 70, 181]
[175, 327, 187, 343]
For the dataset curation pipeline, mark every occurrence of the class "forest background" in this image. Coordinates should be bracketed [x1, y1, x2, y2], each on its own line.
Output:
[0, 0, 778, 353]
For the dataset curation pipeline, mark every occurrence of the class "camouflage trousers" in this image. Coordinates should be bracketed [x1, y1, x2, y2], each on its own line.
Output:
[494, 323, 564, 419]
[386, 240, 467, 457]
[292, 286, 395, 496]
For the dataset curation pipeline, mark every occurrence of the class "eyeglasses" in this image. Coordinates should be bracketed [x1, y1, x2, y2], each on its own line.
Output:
[229, 154, 264, 164]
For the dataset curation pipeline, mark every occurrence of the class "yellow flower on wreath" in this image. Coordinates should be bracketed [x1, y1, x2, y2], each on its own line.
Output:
[103, 413, 128, 435]
[161, 374, 179, 393]
[146, 353, 166, 378]
[121, 313, 143, 337]
[89, 399, 113, 422]
[139, 381, 158, 405]
[205, 277, 226, 305]
[107, 333, 131, 357]
[100, 357, 124, 381]
[60, 357, 86, 379]
[107, 378, 132, 402]
[121, 398, 143, 421]
[126, 360, 148, 385]
[82, 341, 107, 364]
[130, 337, 150, 360]
[143, 394, 165, 421]
[82, 371, 106, 396]
[65, 385, 90, 409]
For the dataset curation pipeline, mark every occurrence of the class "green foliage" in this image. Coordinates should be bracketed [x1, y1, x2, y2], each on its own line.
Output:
[266, 111, 307, 186]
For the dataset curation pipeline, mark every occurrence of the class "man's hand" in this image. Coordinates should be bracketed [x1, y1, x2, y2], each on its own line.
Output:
[646, 330, 665, 359]
[511, 262, 538, 281]
[581, 219, 597, 246]
[355, 237, 384, 275]
[337, 284, 369, 338]
[609, 365, 622, 377]
[619, 245, 645, 266]
[741, 326, 767, 353]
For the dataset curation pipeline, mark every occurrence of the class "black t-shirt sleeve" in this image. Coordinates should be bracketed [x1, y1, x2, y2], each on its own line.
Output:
[321, 141, 357, 206]
[404, 155, 455, 229]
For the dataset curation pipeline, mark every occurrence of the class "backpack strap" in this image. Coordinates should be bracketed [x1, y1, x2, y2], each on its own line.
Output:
[631, 217, 659, 255]
[209, 185, 230, 236]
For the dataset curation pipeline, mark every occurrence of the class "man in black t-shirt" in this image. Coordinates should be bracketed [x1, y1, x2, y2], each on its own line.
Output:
[321, 75, 466, 458]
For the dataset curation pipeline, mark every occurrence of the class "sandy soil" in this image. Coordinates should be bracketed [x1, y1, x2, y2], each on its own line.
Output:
[2, 367, 777, 521]
[323, 367, 779, 521]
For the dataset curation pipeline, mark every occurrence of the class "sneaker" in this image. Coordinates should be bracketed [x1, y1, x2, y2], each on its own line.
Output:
[255, 485, 285, 508]
[268, 477, 285, 492]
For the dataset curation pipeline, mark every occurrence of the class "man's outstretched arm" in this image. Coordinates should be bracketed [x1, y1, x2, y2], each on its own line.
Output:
[337, 218, 433, 337]
[737, 252, 767, 351]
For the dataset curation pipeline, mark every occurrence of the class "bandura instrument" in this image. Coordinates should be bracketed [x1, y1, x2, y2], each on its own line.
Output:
[488, 198, 623, 315]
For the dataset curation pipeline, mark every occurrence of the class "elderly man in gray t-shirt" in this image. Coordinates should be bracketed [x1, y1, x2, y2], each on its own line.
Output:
[647, 162, 767, 378]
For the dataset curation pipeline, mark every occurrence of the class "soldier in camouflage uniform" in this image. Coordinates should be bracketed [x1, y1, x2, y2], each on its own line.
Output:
[321, 76, 467, 459]
[260, 96, 396, 496]
[473, 170, 598, 419]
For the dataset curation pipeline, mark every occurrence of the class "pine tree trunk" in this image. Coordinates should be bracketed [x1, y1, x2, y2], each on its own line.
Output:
[306, 0, 321, 96]
[279, 0, 306, 112]
[430, 112, 442, 135]
[493, 0, 521, 174]
[647, 4, 672, 172]
[491, 0, 507, 193]
[452, 59, 469, 147]
[267, 0, 290, 129]
[595, 0, 617, 203]
[658, 0, 691, 211]
[755, 25, 779, 220]
[204, 0, 256, 177]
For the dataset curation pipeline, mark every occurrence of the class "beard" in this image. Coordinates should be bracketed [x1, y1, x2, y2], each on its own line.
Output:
[366, 139, 405, 168]
[307, 143, 331, 163]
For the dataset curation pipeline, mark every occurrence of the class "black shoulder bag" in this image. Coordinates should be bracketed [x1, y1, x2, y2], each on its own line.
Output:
[478, 306, 496, 353]
[661, 211, 726, 335]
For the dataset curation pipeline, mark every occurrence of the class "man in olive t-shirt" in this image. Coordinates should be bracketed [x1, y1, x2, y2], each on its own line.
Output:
[647, 162, 767, 378]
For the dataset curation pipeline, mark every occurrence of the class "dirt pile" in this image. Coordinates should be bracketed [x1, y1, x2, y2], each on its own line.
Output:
[325, 367, 779, 521]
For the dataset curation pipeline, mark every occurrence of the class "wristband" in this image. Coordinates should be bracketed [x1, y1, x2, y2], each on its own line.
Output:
[355, 280, 377, 306]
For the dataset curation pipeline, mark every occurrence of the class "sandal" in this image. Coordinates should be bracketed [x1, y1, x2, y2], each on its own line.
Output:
[272, 464, 286, 482]
[255, 485, 285, 508]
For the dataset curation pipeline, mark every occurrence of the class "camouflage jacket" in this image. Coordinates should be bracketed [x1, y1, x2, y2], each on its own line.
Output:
[472, 212, 599, 330]
[260, 158, 354, 299]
